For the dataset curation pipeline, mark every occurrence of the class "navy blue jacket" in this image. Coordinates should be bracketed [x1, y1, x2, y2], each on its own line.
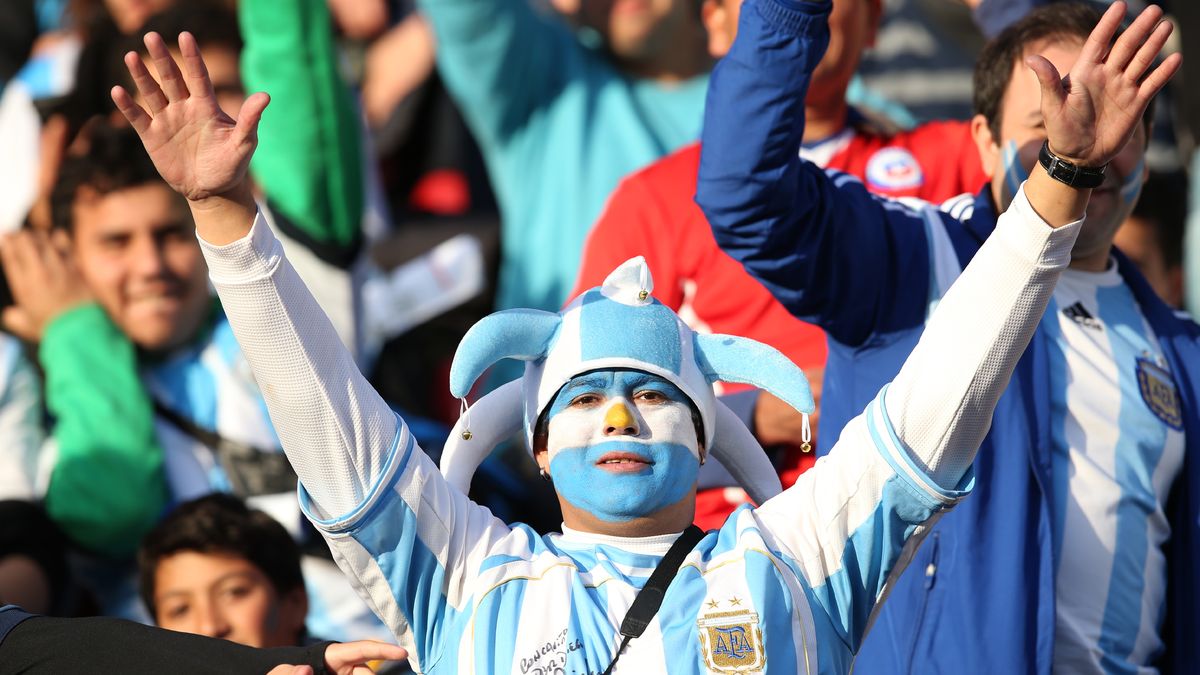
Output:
[696, 0, 1200, 672]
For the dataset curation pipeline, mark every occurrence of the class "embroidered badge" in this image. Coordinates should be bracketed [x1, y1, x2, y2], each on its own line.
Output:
[1136, 357, 1183, 430]
[866, 147, 924, 191]
[698, 607, 764, 673]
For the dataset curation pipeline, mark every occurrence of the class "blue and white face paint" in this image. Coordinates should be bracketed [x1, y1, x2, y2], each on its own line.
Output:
[1000, 140, 1032, 208]
[544, 370, 701, 522]
[1120, 157, 1145, 206]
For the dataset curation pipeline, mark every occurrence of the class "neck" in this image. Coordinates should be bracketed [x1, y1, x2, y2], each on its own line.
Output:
[803, 95, 850, 143]
[558, 494, 696, 537]
[614, 35, 711, 83]
[1069, 247, 1112, 272]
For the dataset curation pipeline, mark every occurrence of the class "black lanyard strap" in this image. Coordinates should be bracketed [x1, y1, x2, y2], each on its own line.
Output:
[602, 524, 706, 675]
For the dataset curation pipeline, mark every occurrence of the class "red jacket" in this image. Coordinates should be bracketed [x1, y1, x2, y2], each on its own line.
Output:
[570, 120, 986, 527]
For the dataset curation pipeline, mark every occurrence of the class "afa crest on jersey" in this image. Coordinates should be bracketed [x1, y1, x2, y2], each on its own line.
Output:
[1136, 357, 1183, 430]
[866, 147, 924, 192]
[697, 608, 764, 672]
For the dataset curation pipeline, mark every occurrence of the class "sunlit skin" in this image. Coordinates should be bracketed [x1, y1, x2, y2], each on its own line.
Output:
[534, 370, 706, 537]
[153, 551, 307, 648]
[577, 0, 711, 81]
[70, 183, 211, 353]
[139, 46, 244, 120]
[702, 0, 882, 141]
[971, 37, 1149, 272]
[104, 0, 173, 34]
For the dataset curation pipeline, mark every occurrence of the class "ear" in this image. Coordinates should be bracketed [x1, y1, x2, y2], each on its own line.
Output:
[970, 113, 1000, 179]
[701, 0, 733, 57]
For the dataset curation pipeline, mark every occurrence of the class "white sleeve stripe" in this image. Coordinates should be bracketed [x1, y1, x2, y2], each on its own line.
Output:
[865, 387, 969, 507]
[299, 416, 411, 534]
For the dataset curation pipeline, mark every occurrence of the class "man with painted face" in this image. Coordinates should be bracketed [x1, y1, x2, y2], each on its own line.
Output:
[109, 7, 1169, 670]
[698, 1, 1197, 672]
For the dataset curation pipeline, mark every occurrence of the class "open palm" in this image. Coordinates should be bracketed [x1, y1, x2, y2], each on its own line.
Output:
[1028, 1, 1181, 167]
[111, 31, 269, 201]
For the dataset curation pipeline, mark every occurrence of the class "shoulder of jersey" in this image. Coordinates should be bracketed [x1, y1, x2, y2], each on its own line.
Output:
[937, 192, 976, 221]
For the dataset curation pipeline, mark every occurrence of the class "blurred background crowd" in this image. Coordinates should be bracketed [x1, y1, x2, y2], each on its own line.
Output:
[0, 0, 1194, 665]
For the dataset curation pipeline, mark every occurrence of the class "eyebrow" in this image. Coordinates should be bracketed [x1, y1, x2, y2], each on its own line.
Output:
[560, 373, 611, 392]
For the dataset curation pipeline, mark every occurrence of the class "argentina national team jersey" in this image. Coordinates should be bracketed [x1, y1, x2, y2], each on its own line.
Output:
[1044, 264, 1186, 673]
[302, 390, 970, 675]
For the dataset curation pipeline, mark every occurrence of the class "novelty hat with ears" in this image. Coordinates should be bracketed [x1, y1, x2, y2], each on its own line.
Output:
[439, 257, 815, 505]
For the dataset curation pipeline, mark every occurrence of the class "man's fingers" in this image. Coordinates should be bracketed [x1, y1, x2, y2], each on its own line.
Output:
[2, 233, 38, 304]
[0, 307, 37, 343]
[1137, 51, 1182, 103]
[1079, 1, 1126, 65]
[1025, 55, 1066, 113]
[324, 639, 408, 669]
[110, 86, 152, 134]
[177, 31, 215, 100]
[125, 51, 168, 114]
[144, 31, 190, 102]
[1105, 4, 1164, 73]
[1125, 19, 1173, 84]
[233, 92, 271, 145]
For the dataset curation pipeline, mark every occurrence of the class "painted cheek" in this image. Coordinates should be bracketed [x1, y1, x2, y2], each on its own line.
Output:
[549, 441, 699, 522]
[1120, 158, 1145, 205]
[1001, 140, 1031, 200]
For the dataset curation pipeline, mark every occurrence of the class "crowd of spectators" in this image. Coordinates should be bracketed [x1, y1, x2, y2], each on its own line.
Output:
[0, 0, 1195, 671]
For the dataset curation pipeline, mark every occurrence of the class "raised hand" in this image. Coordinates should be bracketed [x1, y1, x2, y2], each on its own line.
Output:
[111, 32, 269, 204]
[1, 229, 93, 342]
[1026, 1, 1181, 168]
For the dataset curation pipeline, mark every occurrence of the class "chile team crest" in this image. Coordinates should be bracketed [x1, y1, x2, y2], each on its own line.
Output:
[698, 608, 764, 672]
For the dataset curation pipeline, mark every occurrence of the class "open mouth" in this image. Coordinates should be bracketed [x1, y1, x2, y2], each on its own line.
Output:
[595, 452, 653, 472]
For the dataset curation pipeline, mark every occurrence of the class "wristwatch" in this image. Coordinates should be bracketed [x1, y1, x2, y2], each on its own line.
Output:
[1038, 140, 1107, 189]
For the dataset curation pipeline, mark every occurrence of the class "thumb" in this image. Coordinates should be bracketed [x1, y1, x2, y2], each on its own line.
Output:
[2, 307, 38, 342]
[1025, 54, 1066, 115]
[234, 92, 271, 144]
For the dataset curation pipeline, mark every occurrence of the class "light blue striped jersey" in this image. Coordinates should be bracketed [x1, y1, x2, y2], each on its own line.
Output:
[303, 390, 971, 675]
[1044, 264, 1186, 674]
[141, 311, 389, 643]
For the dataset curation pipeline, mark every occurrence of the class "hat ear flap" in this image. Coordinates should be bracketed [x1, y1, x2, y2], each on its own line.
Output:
[449, 309, 563, 397]
[693, 333, 815, 414]
[440, 380, 525, 493]
[708, 400, 783, 504]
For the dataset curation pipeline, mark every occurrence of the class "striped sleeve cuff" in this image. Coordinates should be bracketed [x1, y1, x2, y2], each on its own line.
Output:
[865, 385, 974, 510]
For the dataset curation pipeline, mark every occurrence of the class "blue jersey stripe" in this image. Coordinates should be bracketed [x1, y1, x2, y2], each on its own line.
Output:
[1095, 285, 1168, 673]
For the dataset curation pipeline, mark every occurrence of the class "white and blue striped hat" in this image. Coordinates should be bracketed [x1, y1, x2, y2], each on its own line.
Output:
[439, 257, 814, 505]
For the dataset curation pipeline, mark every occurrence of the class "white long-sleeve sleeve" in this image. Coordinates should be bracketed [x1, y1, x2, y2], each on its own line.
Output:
[753, 185, 1079, 646]
[885, 187, 1079, 486]
[198, 213, 397, 518]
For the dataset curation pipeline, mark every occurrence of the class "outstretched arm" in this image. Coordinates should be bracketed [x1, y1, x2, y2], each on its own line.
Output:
[736, 0, 1179, 649]
[113, 35, 518, 665]
[0, 608, 406, 675]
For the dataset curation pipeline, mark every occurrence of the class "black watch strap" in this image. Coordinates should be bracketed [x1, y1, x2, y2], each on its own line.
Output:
[1038, 140, 1107, 189]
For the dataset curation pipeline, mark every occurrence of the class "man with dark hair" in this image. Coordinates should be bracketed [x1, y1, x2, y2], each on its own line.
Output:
[138, 494, 308, 648]
[111, 3, 1168, 668]
[570, 0, 987, 527]
[699, 1, 1196, 673]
